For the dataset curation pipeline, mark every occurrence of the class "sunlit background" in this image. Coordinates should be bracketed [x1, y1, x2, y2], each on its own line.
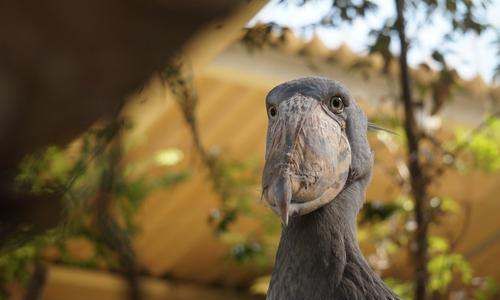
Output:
[253, 0, 500, 81]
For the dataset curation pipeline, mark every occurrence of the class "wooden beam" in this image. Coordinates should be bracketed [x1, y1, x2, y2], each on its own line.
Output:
[123, 0, 268, 141]
[42, 265, 263, 300]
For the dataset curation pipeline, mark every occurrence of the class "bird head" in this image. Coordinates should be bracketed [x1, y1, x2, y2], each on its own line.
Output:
[262, 77, 373, 225]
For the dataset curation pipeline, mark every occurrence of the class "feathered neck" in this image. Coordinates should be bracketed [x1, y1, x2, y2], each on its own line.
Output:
[266, 181, 399, 300]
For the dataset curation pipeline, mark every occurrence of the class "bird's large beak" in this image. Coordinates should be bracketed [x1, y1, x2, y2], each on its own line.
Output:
[262, 97, 315, 226]
[262, 95, 351, 225]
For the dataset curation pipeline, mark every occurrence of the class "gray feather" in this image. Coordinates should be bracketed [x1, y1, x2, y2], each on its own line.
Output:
[367, 122, 398, 135]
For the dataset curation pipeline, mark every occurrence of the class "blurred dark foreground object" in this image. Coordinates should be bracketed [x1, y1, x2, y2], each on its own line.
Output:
[0, 0, 241, 247]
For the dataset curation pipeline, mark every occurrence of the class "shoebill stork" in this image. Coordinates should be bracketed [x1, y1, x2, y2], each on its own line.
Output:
[262, 77, 400, 300]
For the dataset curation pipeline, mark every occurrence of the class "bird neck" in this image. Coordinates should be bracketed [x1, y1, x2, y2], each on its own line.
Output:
[267, 181, 398, 300]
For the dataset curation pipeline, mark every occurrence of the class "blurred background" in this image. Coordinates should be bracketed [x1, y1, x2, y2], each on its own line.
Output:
[0, 0, 499, 299]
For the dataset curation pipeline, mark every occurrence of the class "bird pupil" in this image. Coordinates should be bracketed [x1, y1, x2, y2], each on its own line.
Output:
[270, 107, 277, 117]
[331, 97, 341, 108]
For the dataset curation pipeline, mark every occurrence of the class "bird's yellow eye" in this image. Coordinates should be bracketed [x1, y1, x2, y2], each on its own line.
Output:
[269, 105, 278, 118]
[328, 96, 344, 113]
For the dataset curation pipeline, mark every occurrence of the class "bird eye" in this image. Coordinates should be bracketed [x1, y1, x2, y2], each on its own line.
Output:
[269, 106, 277, 118]
[329, 96, 344, 113]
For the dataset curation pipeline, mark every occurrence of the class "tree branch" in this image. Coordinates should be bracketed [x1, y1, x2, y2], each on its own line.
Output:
[395, 1, 430, 299]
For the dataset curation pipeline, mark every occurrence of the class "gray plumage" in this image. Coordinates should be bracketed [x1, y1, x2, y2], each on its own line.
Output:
[262, 77, 400, 300]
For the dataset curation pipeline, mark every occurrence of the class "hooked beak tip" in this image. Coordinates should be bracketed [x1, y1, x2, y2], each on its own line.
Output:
[264, 175, 293, 226]
[279, 201, 290, 226]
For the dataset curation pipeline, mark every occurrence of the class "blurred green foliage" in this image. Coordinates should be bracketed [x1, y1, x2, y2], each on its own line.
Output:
[207, 156, 262, 232]
[205, 155, 280, 268]
[453, 118, 500, 172]
[0, 123, 189, 299]
[0, 233, 57, 299]
[474, 277, 500, 300]
[385, 278, 414, 300]
[428, 236, 472, 292]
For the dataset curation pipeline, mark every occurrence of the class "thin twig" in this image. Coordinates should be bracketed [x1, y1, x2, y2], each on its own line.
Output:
[449, 202, 472, 251]
[428, 111, 499, 178]
[93, 135, 141, 300]
[465, 230, 500, 259]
